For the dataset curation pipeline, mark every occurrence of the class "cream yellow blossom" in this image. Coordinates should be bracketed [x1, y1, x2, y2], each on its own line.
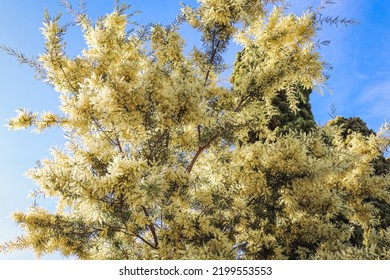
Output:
[2, 1, 390, 260]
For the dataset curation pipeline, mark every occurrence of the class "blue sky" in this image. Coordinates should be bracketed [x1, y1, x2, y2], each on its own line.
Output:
[0, 0, 389, 259]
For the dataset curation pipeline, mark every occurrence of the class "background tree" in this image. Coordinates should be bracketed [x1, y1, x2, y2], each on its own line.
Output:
[1, 0, 390, 259]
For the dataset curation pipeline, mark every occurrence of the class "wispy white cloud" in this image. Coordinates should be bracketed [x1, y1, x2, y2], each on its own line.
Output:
[358, 81, 390, 102]
[356, 80, 390, 119]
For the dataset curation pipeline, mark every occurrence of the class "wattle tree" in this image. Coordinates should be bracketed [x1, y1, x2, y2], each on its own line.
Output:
[1, 0, 390, 259]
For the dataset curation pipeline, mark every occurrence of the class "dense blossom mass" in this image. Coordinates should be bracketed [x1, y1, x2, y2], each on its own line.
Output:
[2, 0, 390, 259]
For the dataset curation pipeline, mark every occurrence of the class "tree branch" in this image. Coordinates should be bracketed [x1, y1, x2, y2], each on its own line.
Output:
[186, 94, 251, 173]
[186, 132, 220, 173]
[203, 27, 221, 86]
[141, 206, 159, 249]
[130, 230, 158, 249]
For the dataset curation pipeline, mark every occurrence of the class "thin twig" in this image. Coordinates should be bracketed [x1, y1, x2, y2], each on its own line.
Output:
[0, 45, 46, 78]
[130, 230, 158, 249]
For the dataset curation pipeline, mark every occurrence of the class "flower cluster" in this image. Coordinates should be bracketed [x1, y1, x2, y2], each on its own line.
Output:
[3, 1, 390, 260]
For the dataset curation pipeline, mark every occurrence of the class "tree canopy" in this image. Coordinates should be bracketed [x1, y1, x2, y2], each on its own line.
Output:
[1, 0, 390, 259]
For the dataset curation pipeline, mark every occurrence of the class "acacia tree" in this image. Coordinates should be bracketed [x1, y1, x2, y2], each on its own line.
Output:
[1, 0, 390, 259]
